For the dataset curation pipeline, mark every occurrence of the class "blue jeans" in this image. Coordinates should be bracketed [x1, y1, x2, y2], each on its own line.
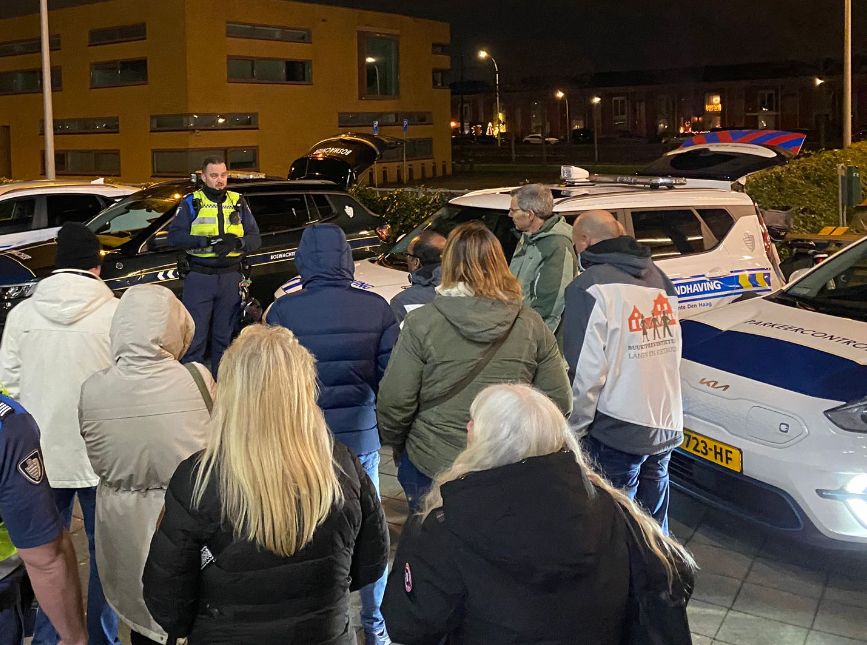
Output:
[583, 436, 673, 534]
[396, 452, 433, 516]
[355, 450, 387, 636]
[32, 487, 120, 645]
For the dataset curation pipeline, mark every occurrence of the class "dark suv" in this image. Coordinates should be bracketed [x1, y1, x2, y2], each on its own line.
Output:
[0, 178, 388, 325]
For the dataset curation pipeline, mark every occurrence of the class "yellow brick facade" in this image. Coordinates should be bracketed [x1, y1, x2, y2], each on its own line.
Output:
[0, 0, 451, 183]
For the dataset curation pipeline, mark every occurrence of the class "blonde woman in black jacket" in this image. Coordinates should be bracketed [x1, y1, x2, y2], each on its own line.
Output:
[143, 325, 389, 644]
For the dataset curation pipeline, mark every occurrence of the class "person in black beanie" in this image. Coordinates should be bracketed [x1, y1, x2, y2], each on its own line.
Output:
[0, 221, 122, 645]
[168, 156, 261, 378]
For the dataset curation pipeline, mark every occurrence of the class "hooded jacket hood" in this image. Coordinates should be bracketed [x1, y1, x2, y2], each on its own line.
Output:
[442, 451, 612, 584]
[410, 263, 441, 288]
[110, 285, 194, 369]
[432, 294, 521, 343]
[296, 223, 355, 286]
[32, 271, 115, 326]
[580, 235, 653, 278]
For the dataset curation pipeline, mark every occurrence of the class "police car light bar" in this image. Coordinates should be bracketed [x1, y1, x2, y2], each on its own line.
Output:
[589, 174, 688, 189]
[560, 166, 591, 184]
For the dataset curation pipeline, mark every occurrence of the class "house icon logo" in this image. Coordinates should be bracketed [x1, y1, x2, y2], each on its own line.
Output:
[627, 293, 677, 340]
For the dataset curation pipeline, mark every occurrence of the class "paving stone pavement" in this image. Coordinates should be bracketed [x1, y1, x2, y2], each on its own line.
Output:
[64, 449, 867, 645]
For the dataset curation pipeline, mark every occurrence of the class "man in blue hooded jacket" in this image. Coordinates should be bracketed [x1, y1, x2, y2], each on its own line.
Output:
[266, 223, 398, 645]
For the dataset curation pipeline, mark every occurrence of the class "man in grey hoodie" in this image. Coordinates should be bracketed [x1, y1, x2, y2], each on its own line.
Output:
[562, 210, 683, 533]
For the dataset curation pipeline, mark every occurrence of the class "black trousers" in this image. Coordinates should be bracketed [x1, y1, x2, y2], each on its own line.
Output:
[130, 631, 162, 645]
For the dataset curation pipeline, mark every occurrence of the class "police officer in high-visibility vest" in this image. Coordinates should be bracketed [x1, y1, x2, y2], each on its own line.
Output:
[0, 390, 86, 645]
[169, 156, 261, 377]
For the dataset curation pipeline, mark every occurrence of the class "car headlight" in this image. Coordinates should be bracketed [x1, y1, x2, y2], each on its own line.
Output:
[825, 395, 867, 433]
[0, 282, 37, 300]
[818, 474, 867, 528]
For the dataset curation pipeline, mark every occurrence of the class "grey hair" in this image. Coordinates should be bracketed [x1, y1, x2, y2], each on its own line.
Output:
[511, 184, 554, 220]
[420, 383, 697, 590]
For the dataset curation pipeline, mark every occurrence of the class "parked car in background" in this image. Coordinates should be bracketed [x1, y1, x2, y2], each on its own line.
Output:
[0, 179, 138, 249]
[677, 235, 867, 546]
[0, 177, 388, 328]
[522, 133, 560, 145]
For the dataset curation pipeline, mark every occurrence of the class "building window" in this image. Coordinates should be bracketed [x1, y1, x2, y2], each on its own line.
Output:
[758, 90, 776, 113]
[0, 35, 60, 58]
[152, 148, 258, 176]
[432, 70, 447, 88]
[226, 22, 310, 43]
[41, 117, 119, 135]
[704, 92, 722, 129]
[52, 150, 121, 176]
[359, 33, 399, 98]
[150, 113, 258, 131]
[90, 59, 147, 88]
[88, 23, 146, 46]
[227, 57, 311, 84]
[612, 96, 627, 129]
[380, 138, 433, 161]
[0, 68, 61, 94]
[432, 43, 449, 55]
[337, 112, 432, 127]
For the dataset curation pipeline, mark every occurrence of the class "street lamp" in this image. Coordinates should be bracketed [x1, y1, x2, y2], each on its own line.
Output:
[843, 0, 852, 147]
[365, 56, 381, 95]
[478, 49, 501, 146]
[814, 76, 825, 87]
[555, 90, 570, 141]
[591, 96, 602, 163]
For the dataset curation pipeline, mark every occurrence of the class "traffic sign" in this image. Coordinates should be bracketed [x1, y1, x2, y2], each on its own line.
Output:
[402, 118, 409, 133]
[373, 120, 379, 135]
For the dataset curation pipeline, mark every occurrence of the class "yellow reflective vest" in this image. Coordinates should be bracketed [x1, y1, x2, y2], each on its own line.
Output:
[187, 189, 245, 258]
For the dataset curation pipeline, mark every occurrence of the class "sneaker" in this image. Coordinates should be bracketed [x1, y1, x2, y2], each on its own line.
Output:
[363, 628, 392, 645]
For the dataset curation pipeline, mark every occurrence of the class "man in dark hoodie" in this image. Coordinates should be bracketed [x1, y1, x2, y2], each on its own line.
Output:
[265, 223, 398, 645]
[562, 210, 683, 533]
[389, 231, 446, 325]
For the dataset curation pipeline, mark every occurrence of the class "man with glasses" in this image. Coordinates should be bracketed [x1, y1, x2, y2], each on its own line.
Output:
[508, 184, 578, 337]
[390, 231, 446, 325]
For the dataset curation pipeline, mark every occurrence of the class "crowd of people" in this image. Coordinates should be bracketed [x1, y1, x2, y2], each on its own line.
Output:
[0, 166, 696, 645]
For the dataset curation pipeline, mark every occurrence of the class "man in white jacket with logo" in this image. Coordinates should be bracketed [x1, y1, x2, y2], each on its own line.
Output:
[0, 222, 120, 644]
[562, 210, 683, 534]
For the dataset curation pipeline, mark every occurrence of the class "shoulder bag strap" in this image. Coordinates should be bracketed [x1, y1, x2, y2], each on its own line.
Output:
[417, 310, 520, 413]
[185, 363, 213, 414]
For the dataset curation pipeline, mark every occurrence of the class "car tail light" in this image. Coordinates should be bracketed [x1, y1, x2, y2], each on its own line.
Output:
[755, 209, 774, 259]
[376, 223, 392, 242]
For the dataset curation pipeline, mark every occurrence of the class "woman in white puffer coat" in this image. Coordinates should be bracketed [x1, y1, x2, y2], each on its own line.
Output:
[80, 284, 213, 645]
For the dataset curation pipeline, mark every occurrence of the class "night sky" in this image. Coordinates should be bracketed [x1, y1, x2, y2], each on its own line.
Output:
[4, 0, 866, 82]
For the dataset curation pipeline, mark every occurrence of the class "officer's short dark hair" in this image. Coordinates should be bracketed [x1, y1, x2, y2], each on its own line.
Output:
[202, 156, 227, 173]
[409, 230, 447, 266]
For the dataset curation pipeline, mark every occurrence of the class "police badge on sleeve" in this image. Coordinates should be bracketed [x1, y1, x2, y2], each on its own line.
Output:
[18, 449, 45, 485]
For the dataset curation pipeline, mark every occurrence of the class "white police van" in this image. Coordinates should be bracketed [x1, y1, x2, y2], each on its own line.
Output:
[677, 235, 867, 545]
[279, 131, 798, 314]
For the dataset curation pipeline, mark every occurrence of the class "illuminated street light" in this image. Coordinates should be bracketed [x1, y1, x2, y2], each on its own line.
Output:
[555, 90, 570, 141]
[478, 49, 501, 146]
[591, 96, 602, 162]
[814, 77, 825, 87]
[364, 57, 381, 95]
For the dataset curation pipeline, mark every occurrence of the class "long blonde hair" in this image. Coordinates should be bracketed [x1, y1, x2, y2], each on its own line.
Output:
[440, 221, 522, 303]
[421, 384, 696, 589]
[192, 325, 342, 558]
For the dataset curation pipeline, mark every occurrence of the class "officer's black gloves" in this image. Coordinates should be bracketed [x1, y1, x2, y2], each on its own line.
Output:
[209, 233, 242, 257]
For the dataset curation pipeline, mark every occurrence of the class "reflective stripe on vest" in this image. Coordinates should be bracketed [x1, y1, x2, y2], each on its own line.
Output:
[188, 190, 245, 258]
[0, 522, 21, 580]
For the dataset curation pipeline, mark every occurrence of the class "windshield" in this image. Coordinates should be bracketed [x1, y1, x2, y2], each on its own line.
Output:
[775, 239, 867, 322]
[381, 204, 517, 269]
[87, 183, 188, 248]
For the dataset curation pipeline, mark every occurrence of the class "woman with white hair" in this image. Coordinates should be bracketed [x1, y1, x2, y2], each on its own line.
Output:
[381, 383, 695, 645]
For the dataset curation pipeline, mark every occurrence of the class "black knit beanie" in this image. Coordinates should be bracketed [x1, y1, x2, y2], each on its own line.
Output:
[55, 222, 102, 270]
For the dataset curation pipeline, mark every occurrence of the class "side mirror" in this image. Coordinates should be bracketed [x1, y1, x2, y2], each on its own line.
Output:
[148, 231, 174, 252]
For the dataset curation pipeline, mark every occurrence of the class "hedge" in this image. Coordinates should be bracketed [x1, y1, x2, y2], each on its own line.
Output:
[350, 185, 450, 239]
[746, 142, 867, 232]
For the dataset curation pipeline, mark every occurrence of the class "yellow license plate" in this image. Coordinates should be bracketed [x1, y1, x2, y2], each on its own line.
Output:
[681, 429, 742, 473]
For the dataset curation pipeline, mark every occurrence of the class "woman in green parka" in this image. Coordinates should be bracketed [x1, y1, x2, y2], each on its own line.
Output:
[377, 221, 573, 512]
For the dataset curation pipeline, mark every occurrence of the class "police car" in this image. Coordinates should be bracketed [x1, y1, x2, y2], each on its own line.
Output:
[677, 235, 867, 545]
[0, 179, 138, 250]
